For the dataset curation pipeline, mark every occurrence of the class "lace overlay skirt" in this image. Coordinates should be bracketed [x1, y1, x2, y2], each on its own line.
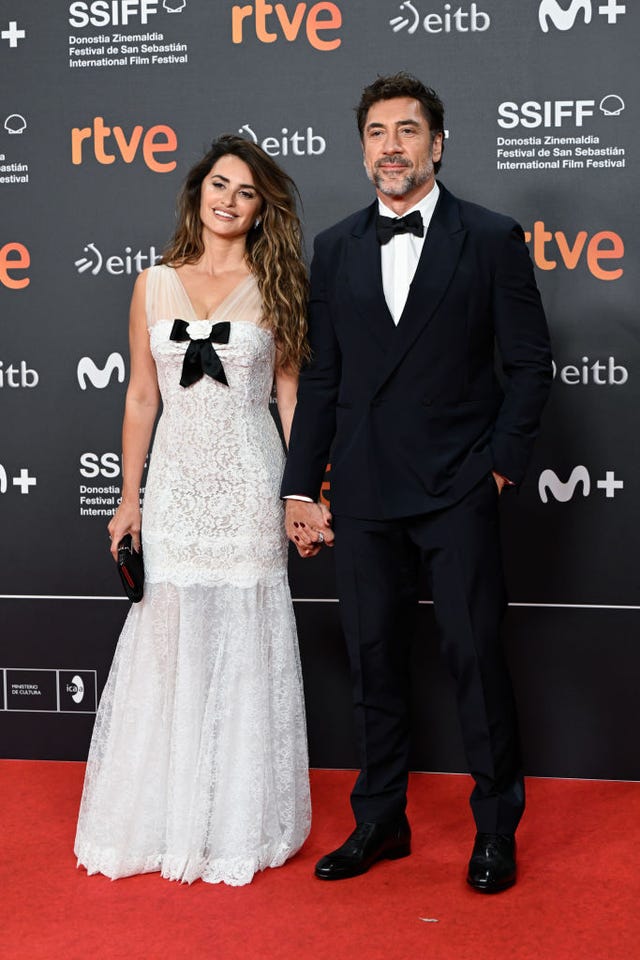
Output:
[74, 579, 311, 886]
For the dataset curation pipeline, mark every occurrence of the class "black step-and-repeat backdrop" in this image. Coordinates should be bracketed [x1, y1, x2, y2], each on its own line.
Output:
[1, 1, 638, 779]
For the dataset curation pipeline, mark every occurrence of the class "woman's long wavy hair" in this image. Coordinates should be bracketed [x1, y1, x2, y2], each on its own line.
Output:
[161, 135, 309, 370]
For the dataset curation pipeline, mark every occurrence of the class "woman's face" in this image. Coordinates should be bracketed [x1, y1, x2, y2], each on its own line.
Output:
[199, 154, 263, 242]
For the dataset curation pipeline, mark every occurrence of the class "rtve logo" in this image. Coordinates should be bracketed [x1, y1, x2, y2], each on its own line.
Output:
[538, 0, 626, 32]
[0, 242, 30, 289]
[77, 353, 126, 390]
[538, 466, 623, 503]
[231, 0, 342, 50]
[71, 118, 177, 172]
[524, 221, 624, 280]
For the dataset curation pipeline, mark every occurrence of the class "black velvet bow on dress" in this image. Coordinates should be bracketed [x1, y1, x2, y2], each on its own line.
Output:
[170, 319, 231, 387]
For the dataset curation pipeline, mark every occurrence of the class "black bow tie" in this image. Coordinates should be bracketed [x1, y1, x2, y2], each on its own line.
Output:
[170, 318, 231, 388]
[376, 210, 424, 244]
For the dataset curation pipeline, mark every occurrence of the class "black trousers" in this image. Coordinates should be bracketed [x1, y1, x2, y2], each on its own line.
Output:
[333, 474, 525, 835]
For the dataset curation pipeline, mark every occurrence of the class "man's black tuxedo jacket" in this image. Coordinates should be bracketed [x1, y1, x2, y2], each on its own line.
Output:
[281, 183, 552, 520]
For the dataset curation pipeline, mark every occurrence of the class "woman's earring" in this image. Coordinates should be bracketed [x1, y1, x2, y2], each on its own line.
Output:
[254, 217, 261, 228]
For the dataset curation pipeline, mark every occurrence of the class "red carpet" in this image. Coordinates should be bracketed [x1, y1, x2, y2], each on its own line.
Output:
[2, 762, 639, 960]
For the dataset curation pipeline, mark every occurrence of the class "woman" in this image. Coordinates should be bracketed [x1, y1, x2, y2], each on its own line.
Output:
[74, 136, 311, 886]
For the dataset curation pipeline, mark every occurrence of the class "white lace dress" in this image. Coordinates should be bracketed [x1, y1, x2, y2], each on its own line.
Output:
[74, 265, 311, 886]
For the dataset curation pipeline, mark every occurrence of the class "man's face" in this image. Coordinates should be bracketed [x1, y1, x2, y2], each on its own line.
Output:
[362, 97, 442, 203]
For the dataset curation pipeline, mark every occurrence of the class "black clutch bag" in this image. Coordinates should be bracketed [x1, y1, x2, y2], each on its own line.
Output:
[117, 534, 144, 603]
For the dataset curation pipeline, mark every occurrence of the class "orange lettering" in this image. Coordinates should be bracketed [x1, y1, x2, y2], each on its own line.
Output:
[275, 2, 305, 40]
[113, 125, 143, 163]
[231, 0, 341, 47]
[0, 242, 30, 290]
[532, 220, 556, 270]
[255, 0, 277, 41]
[93, 116, 115, 164]
[71, 126, 92, 165]
[143, 126, 178, 173]
[320, 462, 331, 507]
[525, 221, 624, 280]
[231, 3, 253, 42]
[587, 231, 624, 281]
[306, 2, 341, 50]
[554, 230, 587, 270]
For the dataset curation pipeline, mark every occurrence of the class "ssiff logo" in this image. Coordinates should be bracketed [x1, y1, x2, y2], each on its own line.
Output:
[68, 1, 162, 27]
[68, 0, 188, 25]
[231, 0, 342, 49]
[4, 113, 27, 134]
[498, 96, 625, 129]
[538, 0, 625, 32]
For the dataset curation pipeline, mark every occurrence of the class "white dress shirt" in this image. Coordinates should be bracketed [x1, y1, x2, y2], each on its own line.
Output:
[379, 181, 440, 324]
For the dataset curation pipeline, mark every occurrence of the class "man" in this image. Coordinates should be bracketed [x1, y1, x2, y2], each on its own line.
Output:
[282, 73, 552, 893]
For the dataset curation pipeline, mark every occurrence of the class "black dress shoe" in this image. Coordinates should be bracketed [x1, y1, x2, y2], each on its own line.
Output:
[315, 815, 411, 880]
[467, 832, 516, 893]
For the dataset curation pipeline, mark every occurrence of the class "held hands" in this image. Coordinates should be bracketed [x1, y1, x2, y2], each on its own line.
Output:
[285, 500, 334, 558]
[107, 500, 142, 561]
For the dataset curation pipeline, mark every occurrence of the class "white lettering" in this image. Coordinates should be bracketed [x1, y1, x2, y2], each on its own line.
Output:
[539, 465, 591, 503]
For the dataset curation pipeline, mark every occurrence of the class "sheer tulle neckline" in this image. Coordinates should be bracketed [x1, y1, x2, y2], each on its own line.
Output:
[171, 267, 256, 322]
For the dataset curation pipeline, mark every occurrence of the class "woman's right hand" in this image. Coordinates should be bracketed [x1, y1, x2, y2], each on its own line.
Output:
[107, 500, 142, 561]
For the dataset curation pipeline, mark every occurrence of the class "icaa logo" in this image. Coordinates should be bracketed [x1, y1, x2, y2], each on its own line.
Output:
[66, 675, 85, 704]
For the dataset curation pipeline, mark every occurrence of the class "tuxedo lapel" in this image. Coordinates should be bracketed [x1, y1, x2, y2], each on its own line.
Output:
[372, 185, 467, 393]
[346, 203, 397, 349]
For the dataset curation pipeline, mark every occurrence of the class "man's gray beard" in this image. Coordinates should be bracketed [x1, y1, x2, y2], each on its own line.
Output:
[372, 158, 434, 198]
